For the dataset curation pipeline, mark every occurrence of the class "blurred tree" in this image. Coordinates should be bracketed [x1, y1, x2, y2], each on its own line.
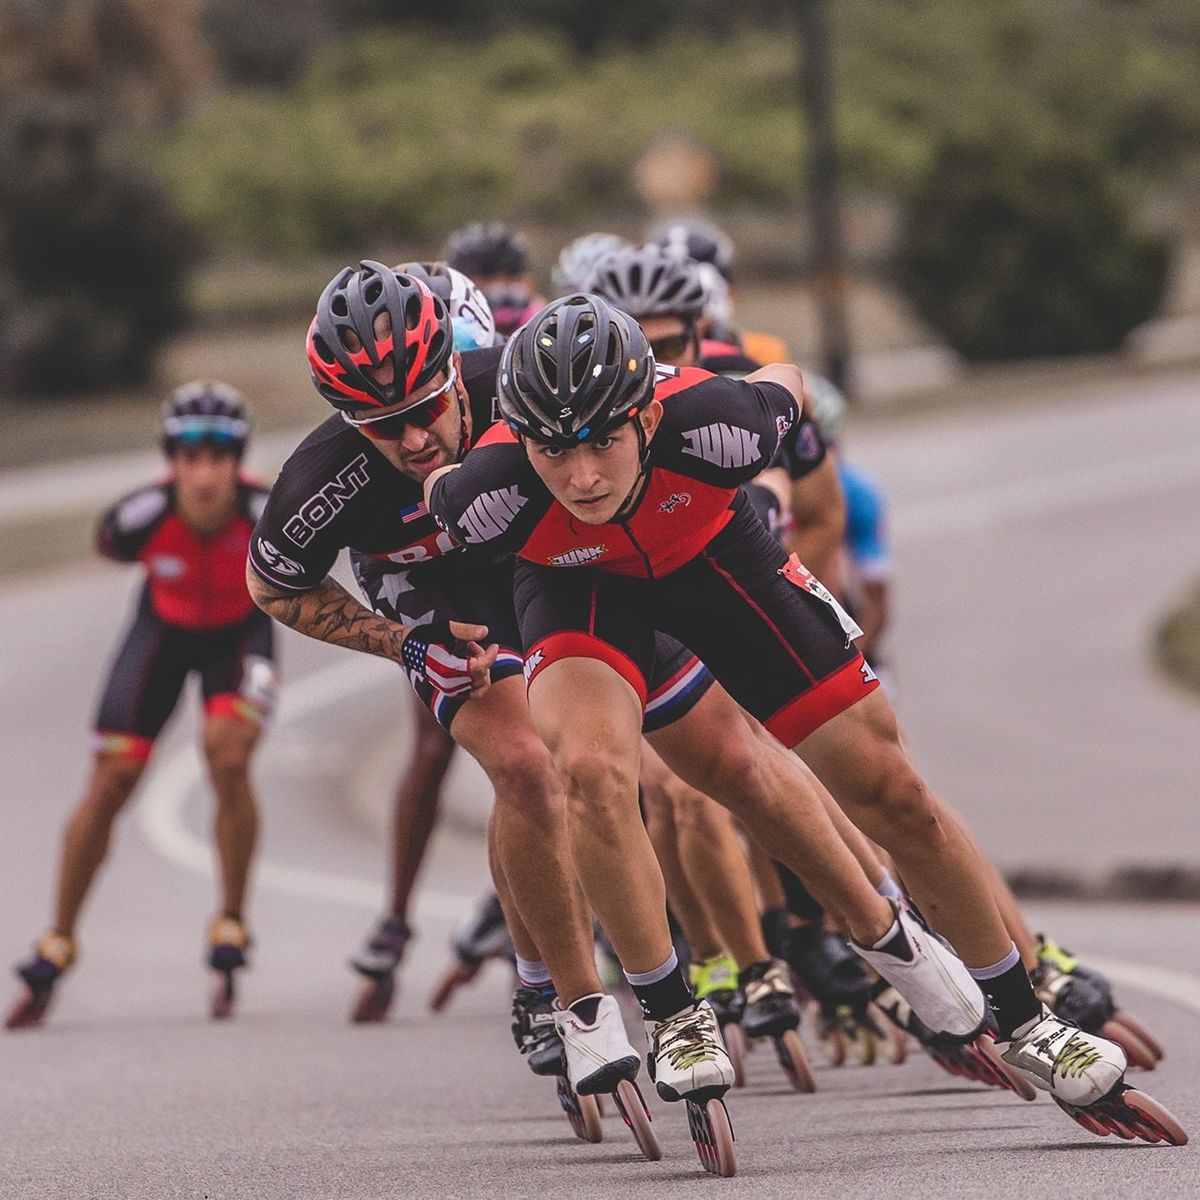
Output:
[891, 133, 1169, 359]
[0, 1, 207, 395]
[0, 98, 198, 394]
[202, 0, 332, 85]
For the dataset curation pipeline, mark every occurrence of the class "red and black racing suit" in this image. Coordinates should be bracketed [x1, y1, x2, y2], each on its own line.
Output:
[93, 477, 277, 762]
[248, 348, 712, 732]
[429, 366, 878, 747]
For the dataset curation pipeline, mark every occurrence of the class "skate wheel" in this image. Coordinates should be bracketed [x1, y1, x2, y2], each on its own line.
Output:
[1111, 1011, 1165, 1063]
[809, 1003, 845, 1066]
[1102, 1019, 1157, 1072]
[614, 1079, 662, 1161]
[555, 1075, 603, 1144]
[722, 1022, 748, 1088]
[774, 1029, 817, 1093]
[975, 1038, 1037, 1101]
[427, 961, 479, 1013]
[845, 1021, 876, 1067]
[5, 988, 52, 1031]
[594, 1092, 607, 1118]
[211, 971, 235, 1020]
[688, 1098, 736, 1178]
[351, 974, 395, 1024]
[1121, 1089, 1190, 1147]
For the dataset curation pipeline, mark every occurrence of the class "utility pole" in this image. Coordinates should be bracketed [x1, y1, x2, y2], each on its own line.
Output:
[795, 0, 853, 395]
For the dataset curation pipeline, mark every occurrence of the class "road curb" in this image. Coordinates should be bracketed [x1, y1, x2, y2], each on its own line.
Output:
[1006, 866, 1200, 902]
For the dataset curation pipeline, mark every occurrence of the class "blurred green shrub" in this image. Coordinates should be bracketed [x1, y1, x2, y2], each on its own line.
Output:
[0, 100, 198, 394]
[891, 133, 1169, 359]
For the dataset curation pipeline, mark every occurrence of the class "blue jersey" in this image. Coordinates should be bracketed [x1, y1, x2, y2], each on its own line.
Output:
[838, 461, 891, 584]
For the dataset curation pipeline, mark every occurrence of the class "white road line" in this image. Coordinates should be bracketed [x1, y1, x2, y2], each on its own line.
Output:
[135, 654, 471, 920]
[1083, 956, 1200, 1018]
[893, 442, 1200, 543]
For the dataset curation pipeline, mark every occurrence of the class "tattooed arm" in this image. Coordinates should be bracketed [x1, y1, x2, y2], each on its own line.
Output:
[246, 562, 410, 662]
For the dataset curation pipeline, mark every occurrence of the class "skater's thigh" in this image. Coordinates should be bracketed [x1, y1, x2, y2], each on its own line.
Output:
[798, 687, 910, 802]
[449, 675, 557, 788]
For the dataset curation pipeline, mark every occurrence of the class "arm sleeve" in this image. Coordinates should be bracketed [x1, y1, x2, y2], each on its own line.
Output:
[428, 431, 541, 554]
[658, 374, 801, 487]
[95, 484, 169, 562]
[247, 460, 342, 592]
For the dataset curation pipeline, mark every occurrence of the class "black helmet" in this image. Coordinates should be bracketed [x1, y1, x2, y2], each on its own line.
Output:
[650, 218, 735, 283]
[497, 294, 655, 449]
[441, 222, 529, 279]
[586, 243, 707, 323]
[306, 261, 452, 412]
[161, 380, 249, 457]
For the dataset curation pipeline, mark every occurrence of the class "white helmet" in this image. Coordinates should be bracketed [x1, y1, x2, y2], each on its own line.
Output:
[696, 261, 733, 327]
[392, 261, 498, 351]
[551, 232, 632, 296]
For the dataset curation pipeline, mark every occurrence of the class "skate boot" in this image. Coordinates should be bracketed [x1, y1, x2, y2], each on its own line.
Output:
[647, 1002, 737, 1177]
[6, 932, 76, 1030]
[852, 904, 987, 1045]
[428, 890, 514, 1012]
[785, 923, 877, 1065]
[997, 1005, 1185, 1144]
[349, 914, 411, 1023]
[1036, 935, 1164, 1068]
[554, 992, 641, 1093]
[740, 959, 814, 1092]
[691, 952, 747, 1086]
[208, 915, 249, 1020]
[553, 993, 662, 1160]
[511, 984, 565, 1077]
[689, 952, 744, 1028]
[871, 981, 1036, 1099]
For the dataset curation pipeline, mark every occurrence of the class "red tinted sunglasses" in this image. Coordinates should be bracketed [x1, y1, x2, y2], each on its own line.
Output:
[342, 365, 457, 441]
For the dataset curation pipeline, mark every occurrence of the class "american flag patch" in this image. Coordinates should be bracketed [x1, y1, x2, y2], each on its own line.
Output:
[400, 502, 428, 524]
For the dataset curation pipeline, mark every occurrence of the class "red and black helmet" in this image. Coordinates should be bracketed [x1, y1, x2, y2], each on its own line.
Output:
[306, 261, 452, 412]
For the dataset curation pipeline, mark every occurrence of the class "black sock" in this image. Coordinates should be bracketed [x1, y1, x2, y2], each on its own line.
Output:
[870, 915, 914, 963]
[568, 993, 602, 1025]
[977, 962, 1041, 1039]
[630, 966, 694, 1023]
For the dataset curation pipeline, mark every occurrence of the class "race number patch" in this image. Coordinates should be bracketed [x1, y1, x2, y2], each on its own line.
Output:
[778, 554, 863, 643]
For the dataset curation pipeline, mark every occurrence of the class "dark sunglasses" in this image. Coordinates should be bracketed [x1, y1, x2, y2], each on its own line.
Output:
[341, 365, 457, 441]
[648, 327, 697, 363]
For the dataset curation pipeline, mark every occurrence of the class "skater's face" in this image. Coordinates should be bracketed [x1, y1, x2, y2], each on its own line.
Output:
[170, 445, 240, 532]
[524, 401, 663, 525]
[341, 312, 468, 480]
[640, 315, 698, 368]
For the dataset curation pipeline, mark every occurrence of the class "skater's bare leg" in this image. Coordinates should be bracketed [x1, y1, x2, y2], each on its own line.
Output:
[452, 676, 599, 1003]
[390, 696, 456, 922]
[528, 660, 674, 982]
[641, 756, 725, 960]
[649, 684, 894, 948]
[203, 714, 260, 918]
[486, 809, 540, 963]
[798, 689, 1012, 967]
[744, 834, 787, 912]
[53, 753, 147, 936]
[644, 746, 769, 968]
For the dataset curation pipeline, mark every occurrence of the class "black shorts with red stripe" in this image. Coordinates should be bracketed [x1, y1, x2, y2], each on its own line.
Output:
[359, 553, 713, 733]
[94, 586, 277, 761]
[516, 497, 878, 746]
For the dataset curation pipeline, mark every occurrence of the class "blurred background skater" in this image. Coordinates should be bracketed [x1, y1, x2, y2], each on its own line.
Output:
[7, 382, 276, 1028]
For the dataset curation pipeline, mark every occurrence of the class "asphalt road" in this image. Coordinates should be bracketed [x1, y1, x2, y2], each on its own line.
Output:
[1, 368, 1197, 1197]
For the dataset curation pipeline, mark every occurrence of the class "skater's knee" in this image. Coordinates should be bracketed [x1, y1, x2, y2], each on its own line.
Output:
[485, 737, 563, 820]
[202, 723, 256, 792]
[558, 750, 638, 825]
[668, 728, 762, 814]
[89, 754, 145, 811]
[871, 769, 946, 845]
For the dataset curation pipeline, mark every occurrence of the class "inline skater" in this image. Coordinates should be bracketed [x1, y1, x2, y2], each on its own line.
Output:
[442, 222, 544, 338]
[587, 244, 876, 1062]
[246, 263, 604, 1059]
[8, 382, 276, 1028]
[427, 294, 1188, 1149]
